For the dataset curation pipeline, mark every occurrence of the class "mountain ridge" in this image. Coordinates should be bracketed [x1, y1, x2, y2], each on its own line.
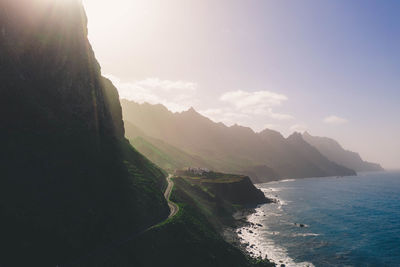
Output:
[121, 100, 357, 183]
[302, 132, 384, 172]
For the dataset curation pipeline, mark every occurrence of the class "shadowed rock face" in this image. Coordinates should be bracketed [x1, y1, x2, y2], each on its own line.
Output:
[0, 0, 124, 141]
[0, 1, 168, 266]
[203, 176, 271, 206]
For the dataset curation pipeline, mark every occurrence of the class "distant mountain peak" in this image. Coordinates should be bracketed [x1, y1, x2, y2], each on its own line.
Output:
[288, 132, 304, 140]
[303, 132, 384, 172]
[122, 99, 358, 182]
[181, 106, 203, 117]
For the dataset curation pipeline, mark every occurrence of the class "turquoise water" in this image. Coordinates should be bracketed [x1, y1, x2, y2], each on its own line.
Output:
[237, 172, 400, 267]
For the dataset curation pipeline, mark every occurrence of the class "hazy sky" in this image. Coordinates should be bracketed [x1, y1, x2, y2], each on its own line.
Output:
[83, 0, 400, 169]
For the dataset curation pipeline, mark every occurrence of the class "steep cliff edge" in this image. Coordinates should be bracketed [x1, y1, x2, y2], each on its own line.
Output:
[202, 177, 269, 206]
[175, 171, 270, 206]
[0, 1, 169, 266]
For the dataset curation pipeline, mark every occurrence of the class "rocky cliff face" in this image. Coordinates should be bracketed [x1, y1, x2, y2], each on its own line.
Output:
[0, 1, 168, 266]
[203, 177, 270, 206]
[0, 0, 123, 141]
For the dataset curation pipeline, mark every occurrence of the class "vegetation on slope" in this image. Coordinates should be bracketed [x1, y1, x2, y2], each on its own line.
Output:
[126, 121, 212, 172]
[178, 173, 270, 206]
[121, 100, 357, 183]
[80, 176, 275, 267]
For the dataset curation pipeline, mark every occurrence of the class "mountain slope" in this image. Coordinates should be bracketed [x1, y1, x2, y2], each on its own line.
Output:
[82, 174, 274, 267]
[287, 132, 356, 177]
[125, 121, 213, 171]
[0, 1, 169, 265]
[121, 100, 356, 182]
[303, 132, 384, 172]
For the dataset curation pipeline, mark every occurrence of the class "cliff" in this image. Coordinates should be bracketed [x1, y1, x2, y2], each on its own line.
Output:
[176, 171, 270, 206]
[0, 1, 169, 265]
[202, 176, 270, 206]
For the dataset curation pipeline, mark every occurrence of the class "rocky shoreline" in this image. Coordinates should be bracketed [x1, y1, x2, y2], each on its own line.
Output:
[223, 206, 278, 265]
[223, 186, 316, 267]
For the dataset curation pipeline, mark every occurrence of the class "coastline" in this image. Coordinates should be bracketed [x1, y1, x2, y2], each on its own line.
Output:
[222, 207, 274, 262]
[224, 172, 399, 267]
[224, 181, 315, 267]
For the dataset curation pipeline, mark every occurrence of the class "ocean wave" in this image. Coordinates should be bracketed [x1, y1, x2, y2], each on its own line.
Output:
[280, 179, 296, 183]
[291, 233, 320, 237]
[237, 209, 315, 267]
[237, 228, 315, 267]
[262, 179, 296, 185]
[263, 211, 282, 217]
[258, 187, 291, 207]
[260, 187, 282, 193]
[277, 199, 289, 206]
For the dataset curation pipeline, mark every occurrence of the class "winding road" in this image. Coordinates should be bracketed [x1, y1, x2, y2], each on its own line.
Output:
[164, 174, 179, 218]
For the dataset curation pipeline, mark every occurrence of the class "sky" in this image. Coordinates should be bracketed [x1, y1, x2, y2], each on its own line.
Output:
[83, 0, 400, 169]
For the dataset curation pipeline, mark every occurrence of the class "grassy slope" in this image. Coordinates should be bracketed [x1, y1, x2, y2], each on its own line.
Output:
[121, 101, 356, 181]
[176, 171, 269, 207]
[82, 177, 274, 267]
[130, 136, 204, 171]
[125, 121, 270, 178]
[125, 120, 213, 171]
[119, 140, 169, 226]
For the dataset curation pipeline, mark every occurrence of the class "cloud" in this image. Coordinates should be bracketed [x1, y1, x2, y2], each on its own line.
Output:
[219, 90, 294, 120]
[105, 74, 197, 112]
[323, 115, 348, 125]
[220, 90, 287, 108]
[107, 76, 294, 132]
[268, 109, 294, 120]
[290, 124, 308, 133]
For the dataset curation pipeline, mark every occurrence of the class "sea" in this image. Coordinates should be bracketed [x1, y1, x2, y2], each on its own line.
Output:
[237, 171, 400, 267]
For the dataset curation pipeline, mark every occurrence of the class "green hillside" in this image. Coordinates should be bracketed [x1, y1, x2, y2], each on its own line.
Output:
[122, 101, 356, 183]
[126, 121, 213, 171]
[78, 175, 274, 267]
